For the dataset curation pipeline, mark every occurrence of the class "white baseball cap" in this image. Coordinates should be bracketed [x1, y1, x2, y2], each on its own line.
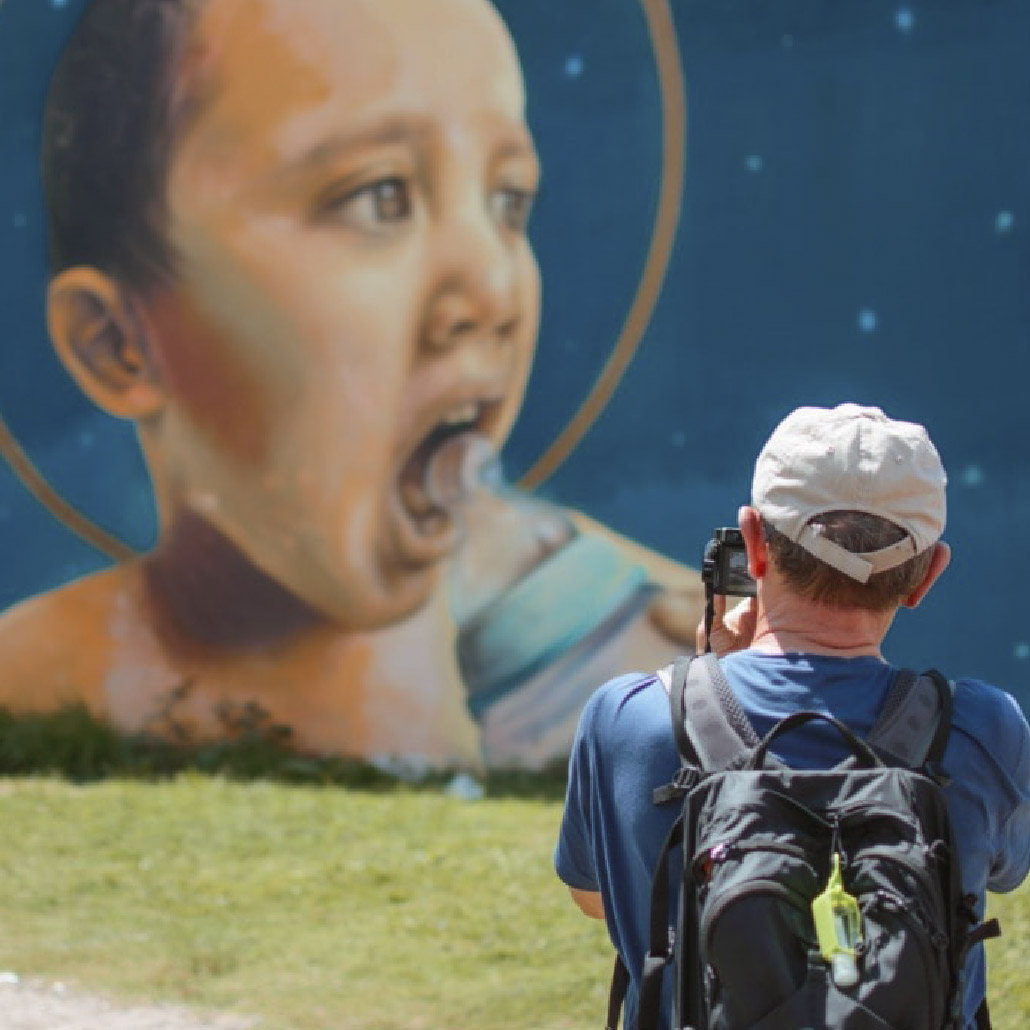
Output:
[752, 403, 947, 583]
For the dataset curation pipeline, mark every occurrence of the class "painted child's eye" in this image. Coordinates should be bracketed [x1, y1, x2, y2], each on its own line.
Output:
[365, 178, 411, 222]
[321, 177, 412, 230]
[490, 186, 536, 233]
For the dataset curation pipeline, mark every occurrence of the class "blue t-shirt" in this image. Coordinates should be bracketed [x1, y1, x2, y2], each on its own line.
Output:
[555, 651, 1030, 1030]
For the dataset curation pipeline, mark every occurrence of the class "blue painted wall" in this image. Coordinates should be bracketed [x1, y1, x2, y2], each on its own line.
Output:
[1, 0, 1027, 704]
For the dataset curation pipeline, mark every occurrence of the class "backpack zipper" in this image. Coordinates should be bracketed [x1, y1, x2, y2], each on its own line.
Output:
[690, 838, 816, 883]
[848, 844, 949, 923]
[862, 888, 948, 1027]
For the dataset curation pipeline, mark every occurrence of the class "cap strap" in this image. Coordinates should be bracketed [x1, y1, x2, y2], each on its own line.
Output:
[863, 536, 920, 575]
[797, 525, 918, 583]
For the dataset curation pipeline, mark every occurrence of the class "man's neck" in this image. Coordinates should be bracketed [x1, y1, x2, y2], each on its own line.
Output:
[747, 586, 894, 660]
[748, 632, 884, 659]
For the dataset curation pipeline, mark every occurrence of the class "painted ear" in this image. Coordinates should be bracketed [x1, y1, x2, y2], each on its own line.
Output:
[47, 267, 164, 419]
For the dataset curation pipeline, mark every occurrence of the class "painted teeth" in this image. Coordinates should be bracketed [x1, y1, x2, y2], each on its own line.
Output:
[441, 402, 480, 427]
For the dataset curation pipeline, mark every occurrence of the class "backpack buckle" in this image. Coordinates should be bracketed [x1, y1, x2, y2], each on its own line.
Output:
[652, 766, 700, 805]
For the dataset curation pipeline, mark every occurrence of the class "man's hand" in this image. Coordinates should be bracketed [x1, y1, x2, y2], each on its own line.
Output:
[696, 594, 758, 657]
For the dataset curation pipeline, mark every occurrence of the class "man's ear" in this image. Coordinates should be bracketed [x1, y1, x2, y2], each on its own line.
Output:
[47, 267, 164, 419]
[738, 505, 768, 580]
[901, 541, 950, 609]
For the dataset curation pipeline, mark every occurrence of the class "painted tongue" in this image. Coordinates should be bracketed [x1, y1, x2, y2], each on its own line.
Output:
[424, 431, 499, 514]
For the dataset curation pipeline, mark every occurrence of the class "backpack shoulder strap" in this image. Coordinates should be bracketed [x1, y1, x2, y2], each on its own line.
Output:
[606, 953, 630, 1030]
[669, 652, 760, 771]
[867, 668, 955, 769]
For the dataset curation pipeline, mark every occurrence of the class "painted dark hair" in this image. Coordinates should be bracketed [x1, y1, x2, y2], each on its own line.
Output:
[41, 0, 200, 292]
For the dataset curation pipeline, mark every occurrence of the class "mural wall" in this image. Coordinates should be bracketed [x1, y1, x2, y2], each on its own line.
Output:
[1, 0, 1027, 769]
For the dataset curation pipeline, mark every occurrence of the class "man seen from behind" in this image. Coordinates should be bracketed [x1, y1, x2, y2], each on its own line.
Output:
[555, 403, 1030, 1029]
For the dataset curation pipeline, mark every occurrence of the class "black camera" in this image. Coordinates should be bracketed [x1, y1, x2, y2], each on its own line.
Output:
[702, 527, 756, 598]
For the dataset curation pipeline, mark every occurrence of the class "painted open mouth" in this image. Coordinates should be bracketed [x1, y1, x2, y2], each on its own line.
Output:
[397, 400, 499, 537]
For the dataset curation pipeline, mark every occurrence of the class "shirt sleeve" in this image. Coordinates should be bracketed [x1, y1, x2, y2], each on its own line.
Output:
[554, 684, 608, 892]
[988, 691, 1030, 892]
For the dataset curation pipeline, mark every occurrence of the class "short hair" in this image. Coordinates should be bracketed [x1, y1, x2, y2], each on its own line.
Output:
[763, 510, 935, 612]
[41, 0, 203, 292]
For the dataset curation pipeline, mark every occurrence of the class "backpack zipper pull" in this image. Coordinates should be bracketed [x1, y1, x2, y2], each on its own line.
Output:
[812, 852, 864, 988]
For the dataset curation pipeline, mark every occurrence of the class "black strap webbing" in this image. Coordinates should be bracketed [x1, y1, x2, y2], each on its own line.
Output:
[923, 668, 955, 767]
[635, 815, 684, 1030]
[668, 654, 695, 765]
[606, 954, 630, 1030]
[976, 995, 993, 1030]
[867, 667, 955, 769]
[671, 653, 759, 771]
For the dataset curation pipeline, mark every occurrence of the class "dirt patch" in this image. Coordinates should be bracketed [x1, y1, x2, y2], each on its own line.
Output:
[0, 974, 257, 1030]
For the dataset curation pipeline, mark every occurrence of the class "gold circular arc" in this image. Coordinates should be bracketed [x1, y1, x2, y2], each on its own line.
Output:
[0, 414, 138, 561]
[518, 0, 687, 490]
[0, 0, 687, 561]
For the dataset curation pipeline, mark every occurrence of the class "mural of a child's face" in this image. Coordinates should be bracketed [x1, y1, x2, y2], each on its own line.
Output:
[138, 0, 541, 629]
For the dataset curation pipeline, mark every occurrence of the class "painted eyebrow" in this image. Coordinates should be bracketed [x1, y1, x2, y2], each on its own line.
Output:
[283, 117, 435, 175]
[281, 117, 539, 176]
[492, 135, 540, 166]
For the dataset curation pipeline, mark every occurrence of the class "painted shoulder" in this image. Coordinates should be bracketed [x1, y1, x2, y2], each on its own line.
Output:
[0, 565, 142, 716]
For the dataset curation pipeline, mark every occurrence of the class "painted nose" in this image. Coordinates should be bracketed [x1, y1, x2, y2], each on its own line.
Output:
[422, 212, 524, 352]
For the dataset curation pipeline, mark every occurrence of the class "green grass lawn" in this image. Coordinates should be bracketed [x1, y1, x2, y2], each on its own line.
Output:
[986, 883, 1030, 1030]
[0, 775, 614, 1029]
[0, 707, 1027, 1029]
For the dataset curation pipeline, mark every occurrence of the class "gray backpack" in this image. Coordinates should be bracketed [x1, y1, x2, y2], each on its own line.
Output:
[612, 653, 1001, 1030]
